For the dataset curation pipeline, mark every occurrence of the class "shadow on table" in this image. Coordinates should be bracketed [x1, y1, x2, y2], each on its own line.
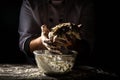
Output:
[45, 66, 119, 80]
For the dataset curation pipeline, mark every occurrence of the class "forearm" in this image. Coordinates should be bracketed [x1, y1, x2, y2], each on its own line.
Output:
[29, 37, 46, 53]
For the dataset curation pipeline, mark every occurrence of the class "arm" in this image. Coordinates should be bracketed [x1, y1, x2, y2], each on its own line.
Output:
[18, 0, 46, 56]
[79, 0, 96, 54]
[29, 25, 50, 53]
[74, 0, 96, 65]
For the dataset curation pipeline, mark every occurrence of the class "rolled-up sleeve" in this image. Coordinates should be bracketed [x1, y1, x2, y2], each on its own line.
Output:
[18, 0, 41, 56]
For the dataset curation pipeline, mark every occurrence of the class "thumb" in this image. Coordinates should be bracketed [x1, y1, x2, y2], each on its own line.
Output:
[41, 25, 49, 36]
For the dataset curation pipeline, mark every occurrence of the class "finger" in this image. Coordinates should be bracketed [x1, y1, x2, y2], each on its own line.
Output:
[43, 39, 52, 44]
[53, 35, 57, 42]
[48, 32, 54, 40]
[53, 37, 72, 46]
[55, 41, 72, 48]
[78, 24, 82, 28]
[44, 44, 62, 54]
[49, 49, 62, 54]
[41, 25, 50, 36]
[53, 36, 66, 43]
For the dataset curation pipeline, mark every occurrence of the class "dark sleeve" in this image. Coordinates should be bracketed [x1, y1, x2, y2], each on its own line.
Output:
[18, 0, 41, 56]
[80, 0, 96, 54]
[75, 0, 96, 65]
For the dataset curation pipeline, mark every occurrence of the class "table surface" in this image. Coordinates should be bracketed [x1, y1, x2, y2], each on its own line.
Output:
[0, 64, 119, 80]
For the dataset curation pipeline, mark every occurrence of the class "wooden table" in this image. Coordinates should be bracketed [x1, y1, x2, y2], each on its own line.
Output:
[0, 64, 119, 80]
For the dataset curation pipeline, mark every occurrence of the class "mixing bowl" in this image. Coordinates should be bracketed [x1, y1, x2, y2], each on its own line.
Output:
[33, 50, 77, 75]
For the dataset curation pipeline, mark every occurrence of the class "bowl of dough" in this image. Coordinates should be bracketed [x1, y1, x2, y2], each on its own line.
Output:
[34, 22, 81, 75]
[33, 50, 78, 75]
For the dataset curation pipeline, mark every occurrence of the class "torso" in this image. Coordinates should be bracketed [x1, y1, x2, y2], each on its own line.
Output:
[31, 0, 82, 29]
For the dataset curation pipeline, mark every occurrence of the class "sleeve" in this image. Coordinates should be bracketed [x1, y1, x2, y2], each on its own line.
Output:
[79, 0, 96, 54]
[18, 0, 41, 57]
[75, 0, 96, 65]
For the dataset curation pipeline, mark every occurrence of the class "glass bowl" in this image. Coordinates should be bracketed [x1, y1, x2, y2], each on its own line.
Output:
[33, 50, 78, 75]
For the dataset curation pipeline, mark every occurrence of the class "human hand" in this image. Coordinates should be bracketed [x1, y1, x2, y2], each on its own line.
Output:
[40, 25, 50, 49]
[40, 25, 63, 54]
[48, 34, 72, 54]
[41, 25, 72, 54]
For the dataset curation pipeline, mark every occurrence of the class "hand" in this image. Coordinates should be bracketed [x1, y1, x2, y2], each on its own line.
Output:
[40, 25, 50, 49]
[49, 35, 72, 54]
[40, 25, 62, 54]
[30, 25, 73, 53]
[41, 25, 73, 54]
[29, 25, 52, 52]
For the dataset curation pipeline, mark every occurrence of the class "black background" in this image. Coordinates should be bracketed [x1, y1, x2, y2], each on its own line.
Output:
[0, 0, 119, 76]
[0, 0, 26, 63]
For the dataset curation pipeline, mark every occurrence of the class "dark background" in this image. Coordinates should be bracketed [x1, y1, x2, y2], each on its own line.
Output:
[0, 0, 119, 76]
[0, 0, 26, 63]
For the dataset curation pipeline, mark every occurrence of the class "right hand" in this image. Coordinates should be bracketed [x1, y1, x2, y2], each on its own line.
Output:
[40, 25, 62, 54]
[40, 25, 50, 49]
